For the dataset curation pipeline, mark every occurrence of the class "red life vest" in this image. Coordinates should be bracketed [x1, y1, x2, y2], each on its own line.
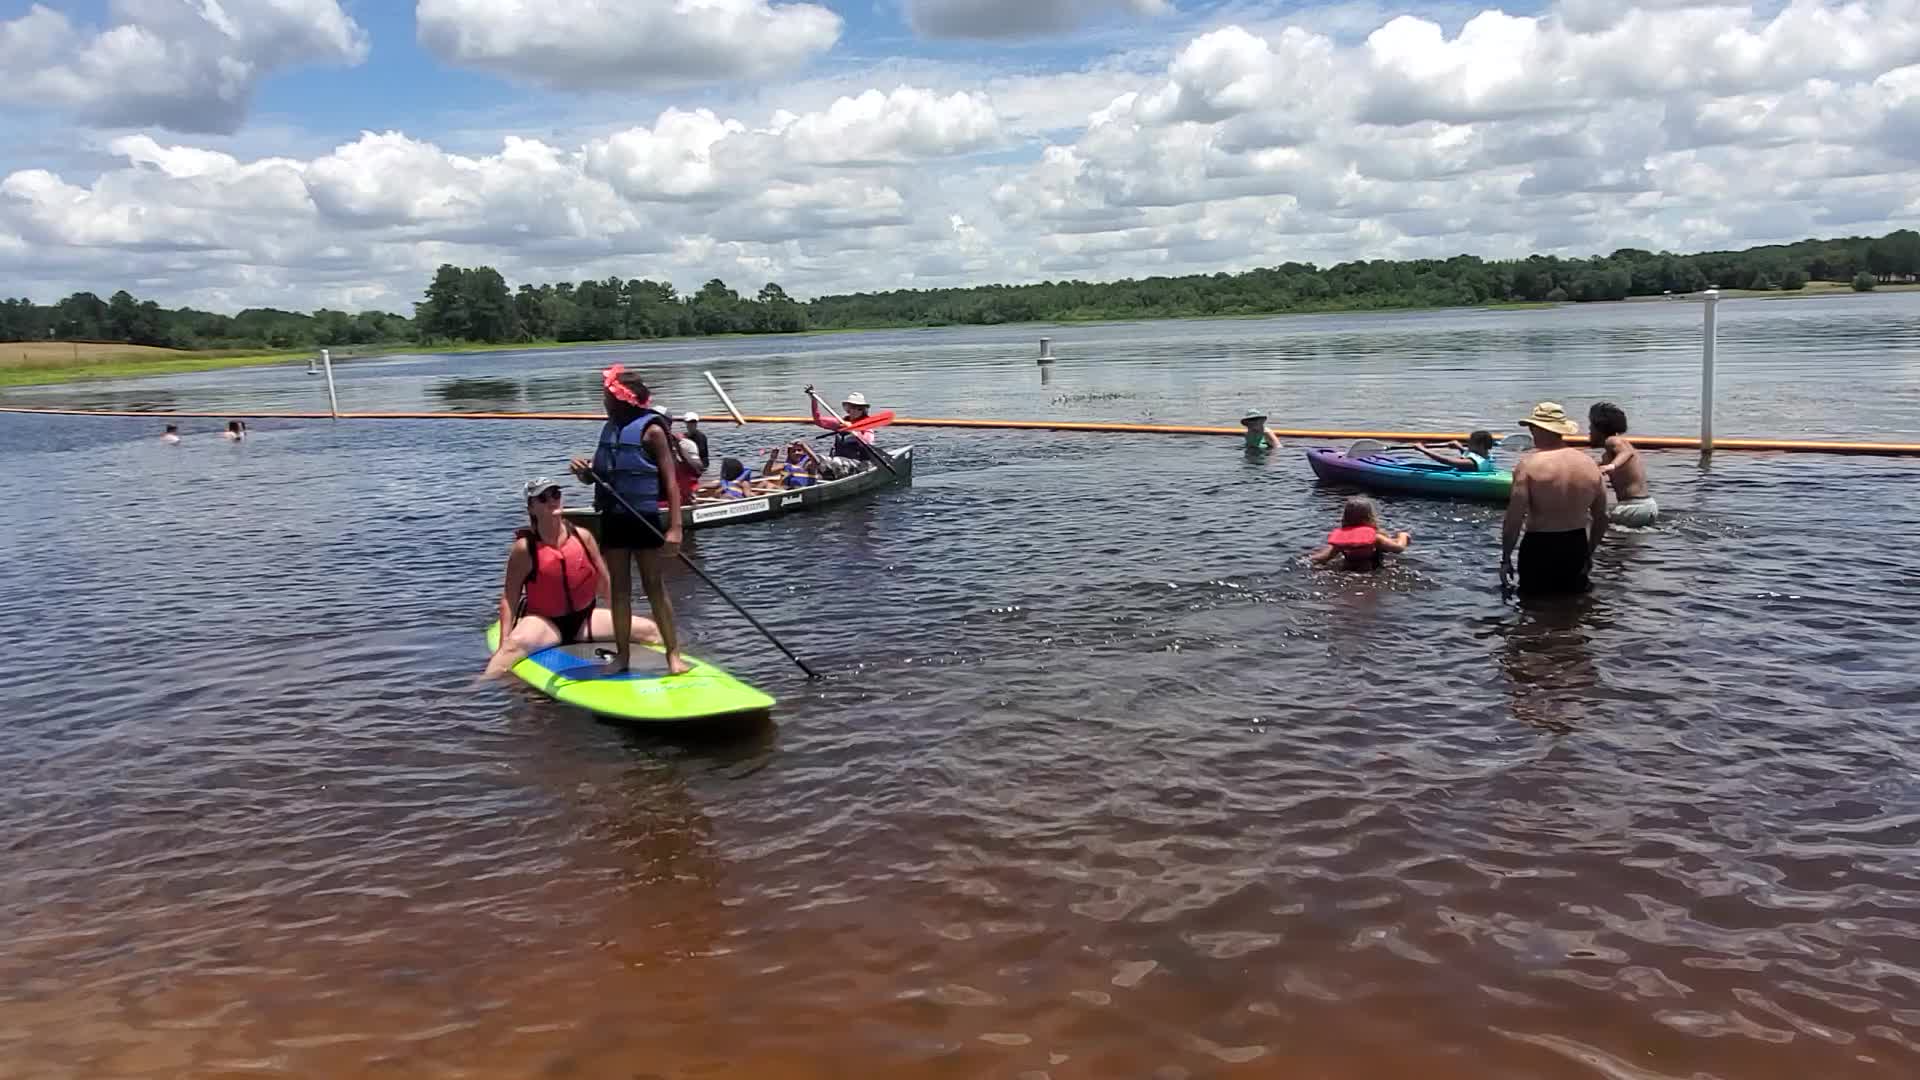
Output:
[1327, 525, 1379, 560]
[522, 525, 597, 619]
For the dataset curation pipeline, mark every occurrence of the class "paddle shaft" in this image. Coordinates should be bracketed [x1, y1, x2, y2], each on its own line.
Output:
[702, 370, 748, 426]
[586, 468, 820, 680]
[807, 388, 899, 478]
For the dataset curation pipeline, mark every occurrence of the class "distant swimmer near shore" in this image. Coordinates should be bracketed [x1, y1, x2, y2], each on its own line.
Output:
[1590, 402, 1657, 527]
[1502, 402, 1608, 595]
[224, 420, 247, 442]
[161, 424, 180, 444]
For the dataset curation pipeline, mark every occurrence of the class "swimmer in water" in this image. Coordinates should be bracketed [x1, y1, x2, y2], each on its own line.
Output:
[1589, 402, 1657, 527]
[1241, 410, 1281, 452]
[224, 420, 247, 442]
[1308, 496, 1411, 569]
[161, 424, 180, 444]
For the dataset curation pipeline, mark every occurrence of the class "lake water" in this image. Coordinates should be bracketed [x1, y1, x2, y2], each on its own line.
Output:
[4, 294, 1920, 1078]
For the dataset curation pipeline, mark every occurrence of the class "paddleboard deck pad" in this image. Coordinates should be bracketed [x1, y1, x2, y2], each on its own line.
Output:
[486, 621, 775, 722]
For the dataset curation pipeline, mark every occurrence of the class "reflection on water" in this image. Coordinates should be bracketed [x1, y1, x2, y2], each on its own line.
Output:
[3, 301, 1920, 1077]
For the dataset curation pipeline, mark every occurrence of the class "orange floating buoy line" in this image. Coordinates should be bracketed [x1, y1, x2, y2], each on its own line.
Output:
[3, 405, 1919, 457]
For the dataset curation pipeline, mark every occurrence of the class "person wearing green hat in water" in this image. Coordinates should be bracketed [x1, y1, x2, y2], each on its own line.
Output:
[1241, 410, 1280, 452]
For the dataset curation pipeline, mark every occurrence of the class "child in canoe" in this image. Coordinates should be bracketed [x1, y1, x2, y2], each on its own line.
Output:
[1308, 497, 1412, 569]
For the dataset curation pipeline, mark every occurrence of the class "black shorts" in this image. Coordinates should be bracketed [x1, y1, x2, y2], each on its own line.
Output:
[1519, 528, 1591, 594]
[601, 509, 668, 550]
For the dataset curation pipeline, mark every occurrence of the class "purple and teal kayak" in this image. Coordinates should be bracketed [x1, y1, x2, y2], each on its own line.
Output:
[1304, 448, 1513, 502]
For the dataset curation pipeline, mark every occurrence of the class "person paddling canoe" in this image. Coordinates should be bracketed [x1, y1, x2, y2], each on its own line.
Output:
[807, 384, 882, 475]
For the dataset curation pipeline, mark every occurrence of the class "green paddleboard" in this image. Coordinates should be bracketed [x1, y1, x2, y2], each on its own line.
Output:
[485, 621, 775, 722]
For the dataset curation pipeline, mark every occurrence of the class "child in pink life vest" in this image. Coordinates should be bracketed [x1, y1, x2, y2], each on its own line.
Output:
[1308, 496, 1412, 569]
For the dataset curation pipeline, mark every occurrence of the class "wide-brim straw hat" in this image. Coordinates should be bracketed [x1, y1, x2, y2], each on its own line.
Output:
[1519, 401, 1579, 436]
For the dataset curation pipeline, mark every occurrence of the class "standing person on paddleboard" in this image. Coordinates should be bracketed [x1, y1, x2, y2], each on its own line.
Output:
[807, 385, 881, 476]
[1502, 402, 1609, 595]
[482, 478, 663, 681]
[569, 365, 690, 676]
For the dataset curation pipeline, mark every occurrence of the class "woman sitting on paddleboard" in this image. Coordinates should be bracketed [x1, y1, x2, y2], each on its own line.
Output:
[482, 478, 662, 681]
[1308, 496, 1412, 569]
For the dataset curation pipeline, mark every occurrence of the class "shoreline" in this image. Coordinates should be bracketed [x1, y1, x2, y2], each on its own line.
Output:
[6, 285, 1917, 389]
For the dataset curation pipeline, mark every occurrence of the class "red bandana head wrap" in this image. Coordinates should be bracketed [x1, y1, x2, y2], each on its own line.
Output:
[602, 364, 645, 407]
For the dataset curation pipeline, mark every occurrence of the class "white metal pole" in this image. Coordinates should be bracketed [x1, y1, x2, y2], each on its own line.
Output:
[321, 347, 340, 419]
[1039, 336, 1052, 360]
[1700, 290, 1718, 453]
[703, 369, 748, 425]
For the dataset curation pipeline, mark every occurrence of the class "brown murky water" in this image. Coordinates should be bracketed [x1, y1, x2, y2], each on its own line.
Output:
[4, 297, 1920, 1077]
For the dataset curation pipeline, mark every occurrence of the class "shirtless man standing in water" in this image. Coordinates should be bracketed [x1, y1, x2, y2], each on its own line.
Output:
[1589, 401, 1657, 526]
[1501, 402, 1609, 594]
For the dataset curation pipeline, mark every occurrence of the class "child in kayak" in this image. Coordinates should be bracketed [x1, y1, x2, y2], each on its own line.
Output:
[1416, 430, 1497, 472]
[1308, 497, 1412, 569]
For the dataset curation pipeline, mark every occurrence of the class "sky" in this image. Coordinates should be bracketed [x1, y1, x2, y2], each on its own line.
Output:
[3, 0, 1919, 314]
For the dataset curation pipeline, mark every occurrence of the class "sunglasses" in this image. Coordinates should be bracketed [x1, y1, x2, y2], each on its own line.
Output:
[533, 488, 563, 503]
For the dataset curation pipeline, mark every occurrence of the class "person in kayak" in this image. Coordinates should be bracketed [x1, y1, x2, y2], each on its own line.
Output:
[1502, 402, 1609, 594]
[807, 384, 881, 475]
[1416, 430, 1496, 472]
[1242, 410, 1281, 452]
[568, 364, 689, 676]
[1308, 497, 1412, 569]
[483, 478, 662, 681]
[1589, 402, 1657, 527]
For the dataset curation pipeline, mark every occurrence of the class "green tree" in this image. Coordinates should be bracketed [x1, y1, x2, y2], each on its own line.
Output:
[1780, 268, 1807, 290]
[1853, 271, 1877, 291]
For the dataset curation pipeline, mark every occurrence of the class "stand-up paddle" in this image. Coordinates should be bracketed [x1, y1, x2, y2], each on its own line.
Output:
[583, 469, 822, 681]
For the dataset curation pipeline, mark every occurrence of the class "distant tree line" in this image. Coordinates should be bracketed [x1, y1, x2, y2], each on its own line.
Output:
[0, 290, 413, 350]
[411, 266, 808, 344]
[7, 229, 1917, 350]
[388, 227, 1920, 341]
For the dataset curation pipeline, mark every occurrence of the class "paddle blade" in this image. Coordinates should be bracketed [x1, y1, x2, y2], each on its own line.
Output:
[1347, 438, 1388, 456]
[844, 409, 894, 432]
[1502, 432, 1534, 452]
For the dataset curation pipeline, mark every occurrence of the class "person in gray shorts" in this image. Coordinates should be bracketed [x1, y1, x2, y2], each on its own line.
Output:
[1590, 401, 1658, 527]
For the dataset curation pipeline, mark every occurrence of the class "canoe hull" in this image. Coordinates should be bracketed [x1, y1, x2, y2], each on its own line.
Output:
[567, 445, 914, 534]
[1305, 447, 1513, 502]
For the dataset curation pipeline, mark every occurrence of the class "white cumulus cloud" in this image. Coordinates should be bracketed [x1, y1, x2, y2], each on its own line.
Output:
[415, 0, 843, 91]
[0, 0, 369, 134]
[5, 0, 1920, 313]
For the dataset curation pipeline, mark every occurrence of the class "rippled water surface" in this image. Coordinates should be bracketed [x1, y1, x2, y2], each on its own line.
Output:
[5, 297, 1920, 1078]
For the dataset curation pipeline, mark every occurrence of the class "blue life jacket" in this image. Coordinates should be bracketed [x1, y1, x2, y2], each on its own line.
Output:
[591, 410, 667, 514]
[783, 461, 816, 488]
[831, 429, 875, 462]
[719, 467, 755, 498]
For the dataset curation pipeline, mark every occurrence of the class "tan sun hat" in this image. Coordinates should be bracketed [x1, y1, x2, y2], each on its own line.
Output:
[843, 391, 869, 408]
[1520, 401, 1579, 436]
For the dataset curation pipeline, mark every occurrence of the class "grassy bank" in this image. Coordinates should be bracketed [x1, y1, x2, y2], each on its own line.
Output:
[0, 341, 416, 388]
